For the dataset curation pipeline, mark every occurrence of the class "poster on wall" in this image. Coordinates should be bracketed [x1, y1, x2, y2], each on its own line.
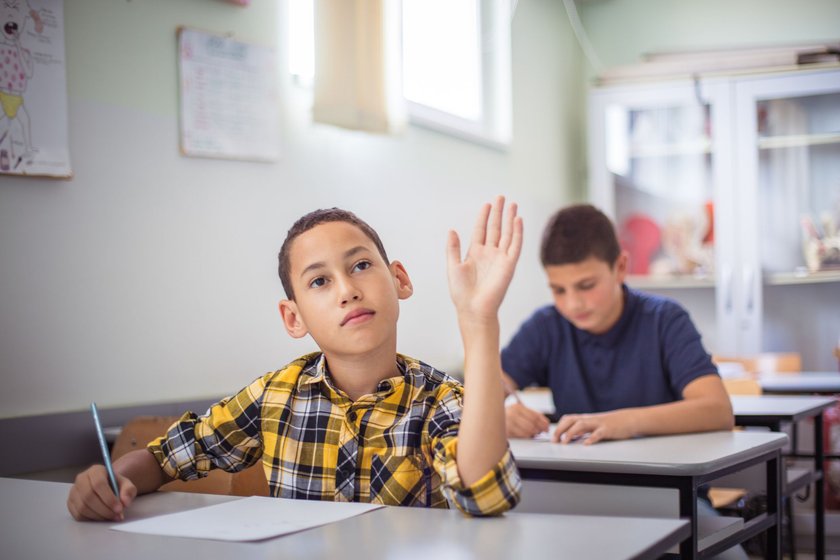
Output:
[0, 0, 71, 178]
[177, 26, 280, 162]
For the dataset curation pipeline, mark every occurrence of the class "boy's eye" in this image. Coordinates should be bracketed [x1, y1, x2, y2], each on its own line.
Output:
[579, 282, 595, 291]
[352, 260, 372, 273]
[308, 277, 327, 289]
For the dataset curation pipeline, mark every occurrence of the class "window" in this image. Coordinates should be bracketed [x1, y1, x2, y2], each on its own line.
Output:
[287, 0, 512, 148]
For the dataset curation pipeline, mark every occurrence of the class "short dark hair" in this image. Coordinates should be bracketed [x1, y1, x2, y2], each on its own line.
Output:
[540, 204, 621, 267]
[278, 208, 390, 300]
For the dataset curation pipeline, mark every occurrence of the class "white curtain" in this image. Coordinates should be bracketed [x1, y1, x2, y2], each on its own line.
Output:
[312, 0, 406, 133]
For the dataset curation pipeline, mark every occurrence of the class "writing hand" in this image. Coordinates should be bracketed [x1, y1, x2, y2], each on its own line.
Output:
[67, 465, 137, 521]
[506, 402, 551, 438]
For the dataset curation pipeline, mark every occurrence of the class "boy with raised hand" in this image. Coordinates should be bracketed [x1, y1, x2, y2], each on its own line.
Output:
[502, 203, 733, 444]
[68, 197, 522, 521]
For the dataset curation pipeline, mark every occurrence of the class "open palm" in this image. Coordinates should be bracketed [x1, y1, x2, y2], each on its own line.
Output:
[447, 197, 523, 319]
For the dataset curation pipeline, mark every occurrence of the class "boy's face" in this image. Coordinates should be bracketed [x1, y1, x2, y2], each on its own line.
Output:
[278, 221, 412, 358]
[544, 253, 627, 335]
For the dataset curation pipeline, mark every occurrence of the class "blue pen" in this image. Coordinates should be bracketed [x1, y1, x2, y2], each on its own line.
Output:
[90, 402, 120, 496]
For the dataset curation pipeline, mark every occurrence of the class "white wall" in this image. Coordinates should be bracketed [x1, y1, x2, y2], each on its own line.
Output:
[0, 0, 582, 418]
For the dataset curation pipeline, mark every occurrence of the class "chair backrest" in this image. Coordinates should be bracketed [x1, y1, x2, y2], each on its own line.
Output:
[713, 352, 802, 375]
[721, 377, 762, 396]
[112, 416, 269, 497]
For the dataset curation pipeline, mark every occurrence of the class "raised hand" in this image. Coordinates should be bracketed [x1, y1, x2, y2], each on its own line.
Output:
[446, 196, 523, 322]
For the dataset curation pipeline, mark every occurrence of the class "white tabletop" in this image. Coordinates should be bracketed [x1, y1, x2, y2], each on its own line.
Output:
[510, 430, 788, 475]
[759, 372, 840, 393]
[731, 395, 837, 419]
[0, 478, 689, 560]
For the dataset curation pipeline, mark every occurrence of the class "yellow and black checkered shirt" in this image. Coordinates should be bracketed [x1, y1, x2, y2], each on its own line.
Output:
[148, 352, 521, 516]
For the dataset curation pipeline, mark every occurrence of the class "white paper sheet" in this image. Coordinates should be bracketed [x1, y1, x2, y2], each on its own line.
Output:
[504, 390, 556, 414]
[111, 496, 383, 541]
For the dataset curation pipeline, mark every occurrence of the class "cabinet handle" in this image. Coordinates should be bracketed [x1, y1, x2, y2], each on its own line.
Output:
[743, 266, 755, 313]
[722, 265, 733, 313]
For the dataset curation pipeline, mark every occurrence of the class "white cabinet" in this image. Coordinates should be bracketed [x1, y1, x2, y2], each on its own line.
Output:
[588, 67, 840, 370]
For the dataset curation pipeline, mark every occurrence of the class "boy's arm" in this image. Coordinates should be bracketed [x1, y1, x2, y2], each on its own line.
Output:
[67, 449, 172, 521]
[552, 374, 734, 444]
[446, 196, 522, 485]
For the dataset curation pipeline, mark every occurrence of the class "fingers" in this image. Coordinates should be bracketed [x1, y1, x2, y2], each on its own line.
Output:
[583, 427, 606, 446]
[499, 201, 517, 251]
[118, 475, 138, 509]
[509, 215, 524, 260]
[485, 195, 505, 246]
[506, 404, 550, 438]
[446, 229, 462, 270]
[552, 415, 591, 444]
[67, 466, 132, 521]
[470, 202, 492, 248]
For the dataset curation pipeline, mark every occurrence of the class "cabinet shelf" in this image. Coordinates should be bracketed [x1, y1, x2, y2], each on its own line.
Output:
[627, 274, 715, 289]
[757, 132, 840, 150]
[629, 138, 712, 158]
[766, 269, 840, 285]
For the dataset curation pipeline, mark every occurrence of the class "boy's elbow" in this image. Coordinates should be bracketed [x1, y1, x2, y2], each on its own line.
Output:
[716, 398, 735, 431]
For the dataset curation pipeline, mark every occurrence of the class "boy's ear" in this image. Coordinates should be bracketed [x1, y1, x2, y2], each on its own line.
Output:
[389, 260, 414, 300]
[614, 250, 629, 282]
[278, 299, 309, 339]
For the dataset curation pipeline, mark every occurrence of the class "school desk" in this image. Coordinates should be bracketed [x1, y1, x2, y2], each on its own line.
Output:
[509, 430, 788, 559]
[759, 372, 840, 395]
[731, 394, 836, 559]
[0, 477, 690, 560]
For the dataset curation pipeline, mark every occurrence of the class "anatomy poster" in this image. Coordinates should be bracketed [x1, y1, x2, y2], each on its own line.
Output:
[0, 0, 70, 178]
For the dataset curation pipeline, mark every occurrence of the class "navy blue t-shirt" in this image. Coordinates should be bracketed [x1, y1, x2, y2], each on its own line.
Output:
[501, 286, 718, 415]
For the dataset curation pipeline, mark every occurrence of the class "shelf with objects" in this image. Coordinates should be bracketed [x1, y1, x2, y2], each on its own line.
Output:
[588, 65, 840, 372]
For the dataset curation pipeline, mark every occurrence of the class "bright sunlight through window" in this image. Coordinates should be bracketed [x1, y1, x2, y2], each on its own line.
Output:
[287, 0, 510, 147]
[402, 0, 482, 121]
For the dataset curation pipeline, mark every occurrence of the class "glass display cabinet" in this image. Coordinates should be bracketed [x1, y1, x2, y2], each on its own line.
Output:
[588, 66, 840, 370]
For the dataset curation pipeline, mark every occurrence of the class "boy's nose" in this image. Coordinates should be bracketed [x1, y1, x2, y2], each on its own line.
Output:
[566, 292, 585, 311]
[337, 278, 362, 305]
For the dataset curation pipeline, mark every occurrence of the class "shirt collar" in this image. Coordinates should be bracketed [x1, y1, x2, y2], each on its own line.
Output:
[298, 352, 411, 400]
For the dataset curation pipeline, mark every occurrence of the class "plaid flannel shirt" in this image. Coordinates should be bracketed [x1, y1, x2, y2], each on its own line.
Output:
[148, 352, 521, 516]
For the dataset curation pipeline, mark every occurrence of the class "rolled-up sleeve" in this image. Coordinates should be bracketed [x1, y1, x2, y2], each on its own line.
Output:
[147, 375, 267, 481]
[429, 386, 522, 516]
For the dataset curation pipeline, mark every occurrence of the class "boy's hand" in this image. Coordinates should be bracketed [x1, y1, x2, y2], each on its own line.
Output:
[446, 196, 523, 321]
[551, 409, 638, 445]
[67, 465, 137, 521]
[506, 402, 551, 438]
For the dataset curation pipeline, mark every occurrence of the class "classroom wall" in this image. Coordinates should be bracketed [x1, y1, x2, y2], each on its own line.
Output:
[578, 0, 840, 69]
[0, 0, 583, 418]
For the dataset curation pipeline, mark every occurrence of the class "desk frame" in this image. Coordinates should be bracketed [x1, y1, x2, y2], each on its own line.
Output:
[518, 448, 782, 559]
[735, 406, 828, 560]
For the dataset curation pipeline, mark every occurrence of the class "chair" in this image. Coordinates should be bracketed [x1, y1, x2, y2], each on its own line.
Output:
[713, 352, 802, 375]
[714, 360, 803, 559]
[721, 377, 762, 396]
[111, 416, 269, 497]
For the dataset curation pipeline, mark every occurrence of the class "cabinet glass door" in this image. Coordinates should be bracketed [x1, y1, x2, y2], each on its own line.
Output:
[604, 102, 716, 284]
[757, 91, 840, 277]
[736, 69, 840, 369]
[589, 82, 730, 353]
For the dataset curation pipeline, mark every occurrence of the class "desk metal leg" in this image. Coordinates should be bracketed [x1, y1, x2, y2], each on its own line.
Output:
[679, 479, 698, 559]
[768, 453, 782, 560]
[816, 412, 825, 560]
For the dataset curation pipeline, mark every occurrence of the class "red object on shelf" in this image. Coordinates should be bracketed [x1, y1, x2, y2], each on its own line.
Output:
[619, 214, 661, 275]
[703, 200, 715, 244]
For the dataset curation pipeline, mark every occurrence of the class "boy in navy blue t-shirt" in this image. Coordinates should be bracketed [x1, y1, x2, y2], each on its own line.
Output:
[502, 204, 734, 444]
